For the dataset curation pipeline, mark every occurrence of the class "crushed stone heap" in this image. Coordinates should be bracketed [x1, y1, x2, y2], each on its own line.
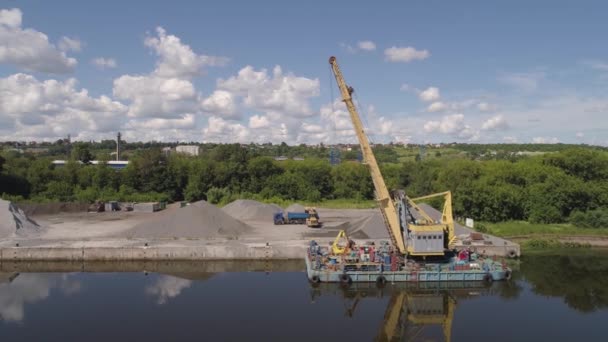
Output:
[222, 199, 282, 221]
[126, 200, 252, 240]
[0, 200, 46, 239]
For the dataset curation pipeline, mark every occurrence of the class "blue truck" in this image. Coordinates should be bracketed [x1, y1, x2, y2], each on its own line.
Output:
[273, 208, 321, 227]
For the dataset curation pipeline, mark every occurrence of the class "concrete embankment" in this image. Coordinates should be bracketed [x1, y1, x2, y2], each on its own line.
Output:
[0, 239, 315, 261]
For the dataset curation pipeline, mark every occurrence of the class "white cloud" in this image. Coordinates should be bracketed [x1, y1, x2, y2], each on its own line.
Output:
[0, 8, 21, 28]
[576, 132, 584, 138]
[503, 136, 518, 143]
[357, 40, 376, 51]
[532, 136, 559, 144]
[481, 115, 509, 130]
[419, 87, 440, 102]
[91, 57, 117, 69]
[203, 116, 250, 142]
[384, 46, 430, 63]
[477, 102, 496, 112]
[249, 114, 270, 129]
[427, 101, 447, 112]
[423, 113, 479, 141]
[218, 65, 319, 118]
[201, 90, 237, 118]
[315, 100, 409, 144]
[144, 27, 228, 78]
[113, 75, 198, 118]
[498, 72, 544, 92]
[0, 73, 127, 140]
[0, 8, 77, 73]
[58, 36, 82, 52]
[127, 114, 196, 130]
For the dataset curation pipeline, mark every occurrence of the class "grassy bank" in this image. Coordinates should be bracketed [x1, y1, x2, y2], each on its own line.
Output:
[480, 221, 608, 238]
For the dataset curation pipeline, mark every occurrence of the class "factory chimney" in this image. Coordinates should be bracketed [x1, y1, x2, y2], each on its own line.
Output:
[116, 132, 121, 161]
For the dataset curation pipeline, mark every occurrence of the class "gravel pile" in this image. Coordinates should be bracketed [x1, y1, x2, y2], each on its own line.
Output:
[285, 204, 306, 212]
[0, 200, 46, 239]
[222, 200, 282, 221]
[125, 201, 252, 240]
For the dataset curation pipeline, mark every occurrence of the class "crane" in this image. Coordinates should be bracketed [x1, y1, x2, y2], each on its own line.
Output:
[329, 56, 406, 254]
[329, 56, 456, 257]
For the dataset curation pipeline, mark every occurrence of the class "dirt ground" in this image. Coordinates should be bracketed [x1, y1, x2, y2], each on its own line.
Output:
[28, 206, 385, 242]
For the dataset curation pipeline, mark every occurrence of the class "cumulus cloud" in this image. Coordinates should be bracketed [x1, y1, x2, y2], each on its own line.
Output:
[419, 87, 440, 102]
[477, 102, 496, 112]
[0, 73, 127, 140]
[481, 115, 509, 130]
[357, 40, 376, 51]
[201, 90, 237, 119]
[144, 27, 228, 78]
[0, 8, 77, 73]
[532, 136, 559, 144]
[249, 114, 270, 129]
[218, 65, 319, 118]
[203, 116, 250, 142]
[384, 46, 430, 63]
[91, 57, 117, 69]
[427, 101, 447, 112]
[503, 136, 518, 143]
[113, 75, 198, 118]
[313, 100, 409, 144]
[424, 114, 478, 141]
[576, 132, 584, 138]
[58, 36, 82, 52]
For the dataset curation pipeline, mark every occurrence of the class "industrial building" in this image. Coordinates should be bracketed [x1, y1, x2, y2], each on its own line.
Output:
[52, 160, 129, 170]
[175, 145, 200, 156]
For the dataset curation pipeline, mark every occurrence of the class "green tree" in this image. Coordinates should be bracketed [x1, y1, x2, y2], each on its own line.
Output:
[71, 143, 93, 163]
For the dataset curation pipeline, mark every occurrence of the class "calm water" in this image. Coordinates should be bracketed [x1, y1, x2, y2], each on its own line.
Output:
[1, 254, 608, 342]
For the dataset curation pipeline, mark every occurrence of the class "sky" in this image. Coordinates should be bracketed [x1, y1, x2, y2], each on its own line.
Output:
[1, 0, 607, 145]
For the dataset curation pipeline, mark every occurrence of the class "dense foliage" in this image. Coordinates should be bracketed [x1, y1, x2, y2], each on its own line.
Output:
[1, 143, 607, 225]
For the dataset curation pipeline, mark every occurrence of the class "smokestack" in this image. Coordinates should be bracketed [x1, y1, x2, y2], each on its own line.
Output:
[116, 132, 121, 161]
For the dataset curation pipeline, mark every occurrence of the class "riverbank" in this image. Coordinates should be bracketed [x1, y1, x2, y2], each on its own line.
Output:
[0, 199, 520, 261]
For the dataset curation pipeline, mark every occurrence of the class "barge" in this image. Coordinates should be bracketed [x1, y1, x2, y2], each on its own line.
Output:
[306, 240, 511, 284]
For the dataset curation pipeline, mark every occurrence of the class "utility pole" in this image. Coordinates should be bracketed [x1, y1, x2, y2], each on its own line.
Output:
[116, 132, 121, 161]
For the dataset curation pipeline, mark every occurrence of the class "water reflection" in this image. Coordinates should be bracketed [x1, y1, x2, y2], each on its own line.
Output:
[145, 275, 192, 305]
[521, 253, 608, 312]
[0, 273, 80, 322]
[310, 282, 490, 342]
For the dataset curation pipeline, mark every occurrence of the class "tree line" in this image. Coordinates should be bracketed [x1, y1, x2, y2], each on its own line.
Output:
[1, 144, 607, 225]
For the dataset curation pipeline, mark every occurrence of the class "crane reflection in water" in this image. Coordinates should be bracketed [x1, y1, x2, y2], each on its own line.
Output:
[309, 281, 494, 342]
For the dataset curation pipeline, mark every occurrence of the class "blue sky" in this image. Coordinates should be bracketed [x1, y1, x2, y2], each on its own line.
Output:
[1, 0, 607, 145]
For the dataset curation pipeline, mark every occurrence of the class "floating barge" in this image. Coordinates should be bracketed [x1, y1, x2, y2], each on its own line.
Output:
[305, 241, 511, 284]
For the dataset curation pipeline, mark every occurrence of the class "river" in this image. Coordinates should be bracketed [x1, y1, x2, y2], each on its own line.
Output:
[1, 253, 607, 341]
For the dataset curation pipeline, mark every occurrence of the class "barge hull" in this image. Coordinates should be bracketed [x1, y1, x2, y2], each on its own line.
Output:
[305, 254, 509, 283]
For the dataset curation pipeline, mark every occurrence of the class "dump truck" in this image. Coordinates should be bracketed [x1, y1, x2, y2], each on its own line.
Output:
[273, 207, 321, 227]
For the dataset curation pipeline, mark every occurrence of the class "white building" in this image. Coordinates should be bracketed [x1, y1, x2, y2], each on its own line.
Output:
[176, 145, 200, 156]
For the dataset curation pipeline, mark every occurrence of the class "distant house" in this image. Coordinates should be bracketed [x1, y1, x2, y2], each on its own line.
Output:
[274, 156, 288, 161]
[176, 145, 200, 156]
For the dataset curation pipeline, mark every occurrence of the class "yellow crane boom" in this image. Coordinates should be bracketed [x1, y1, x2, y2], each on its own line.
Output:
[329, 56, 406, 253]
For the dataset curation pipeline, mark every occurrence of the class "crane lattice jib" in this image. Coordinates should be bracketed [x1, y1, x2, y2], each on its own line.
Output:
[329, 56, 406, 253]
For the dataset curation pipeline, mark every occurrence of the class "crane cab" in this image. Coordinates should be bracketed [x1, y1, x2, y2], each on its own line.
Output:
[406, 228, 446, 256]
